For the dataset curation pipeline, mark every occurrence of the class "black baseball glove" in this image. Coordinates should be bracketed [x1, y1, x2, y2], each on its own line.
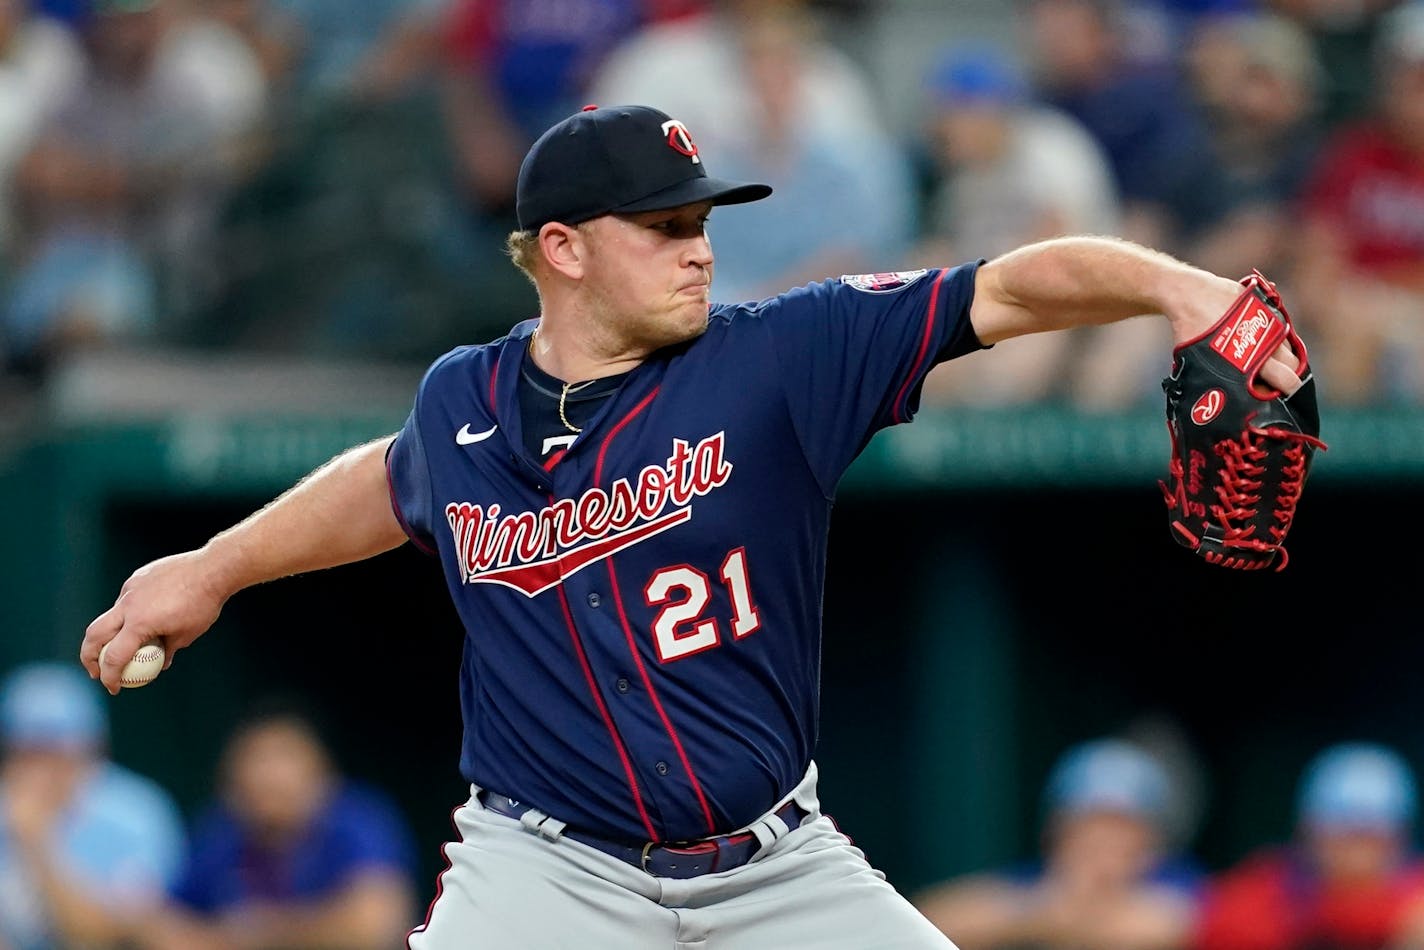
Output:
[1160, 270, 1326, 571]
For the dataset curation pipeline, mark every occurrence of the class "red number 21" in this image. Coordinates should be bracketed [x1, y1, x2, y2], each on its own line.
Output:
[643, 548, 761, 662]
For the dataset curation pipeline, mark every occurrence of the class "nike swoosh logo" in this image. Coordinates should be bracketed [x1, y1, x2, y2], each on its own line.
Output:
[455, 423, 498, 445]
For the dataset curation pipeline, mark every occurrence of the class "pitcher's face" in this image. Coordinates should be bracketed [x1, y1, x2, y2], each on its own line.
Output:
[576, 202, 717, 352]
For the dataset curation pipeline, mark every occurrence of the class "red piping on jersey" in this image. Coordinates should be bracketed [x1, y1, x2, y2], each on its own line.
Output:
[594, 388, 660, 485]
[555, 581, 659, 840]
[891, 269, 947, 424]
[385, 449, 437, 557]
[542, 449, 567, 471]
[591, 385, 718, 836]
[606, 562, 718, 835]
[488, 354, 499, 413]
[405, 801, 464, 947]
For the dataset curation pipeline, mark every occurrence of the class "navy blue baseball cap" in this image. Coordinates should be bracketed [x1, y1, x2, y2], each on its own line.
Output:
[515, 104, 772, 232]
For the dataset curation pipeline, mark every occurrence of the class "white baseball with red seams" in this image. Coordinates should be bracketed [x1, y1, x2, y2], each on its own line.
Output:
[100, 639, 165, 688]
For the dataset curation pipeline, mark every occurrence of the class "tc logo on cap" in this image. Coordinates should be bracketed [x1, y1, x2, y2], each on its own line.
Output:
[515, 105, 768, 230]
[661, 119, 700, 165]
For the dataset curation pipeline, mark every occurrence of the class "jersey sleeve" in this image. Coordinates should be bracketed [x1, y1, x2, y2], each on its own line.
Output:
[387, 344, 489, 556]
[763, 262, 984, 491]
[386, 410, 438, 556]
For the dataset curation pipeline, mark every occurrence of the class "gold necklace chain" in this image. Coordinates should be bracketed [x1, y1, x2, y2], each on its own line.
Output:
[533, 323, 594, 435]
[558, 379, 596, 434]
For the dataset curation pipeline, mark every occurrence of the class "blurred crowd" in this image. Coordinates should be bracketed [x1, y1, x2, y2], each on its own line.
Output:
[0, 0, 1422, 413]
[8, 656, 1424, 950]
[1, 5, 1417, 945]
[0, 661, 420, 950]
[914, 736, 1424, 950]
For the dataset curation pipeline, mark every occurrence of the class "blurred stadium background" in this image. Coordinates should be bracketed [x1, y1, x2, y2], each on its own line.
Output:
[1, 0, 1423, 935]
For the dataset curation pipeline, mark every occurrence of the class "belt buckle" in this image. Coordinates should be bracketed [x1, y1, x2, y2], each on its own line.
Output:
[642, 837, 726, 877]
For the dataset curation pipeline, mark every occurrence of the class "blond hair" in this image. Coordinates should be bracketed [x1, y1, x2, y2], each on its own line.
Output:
[505, 229, 542, 287]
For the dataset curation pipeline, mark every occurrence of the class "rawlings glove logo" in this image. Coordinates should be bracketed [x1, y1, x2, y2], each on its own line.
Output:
[1190, 389, 1226, 425]
[1211, 305, 1278, 372]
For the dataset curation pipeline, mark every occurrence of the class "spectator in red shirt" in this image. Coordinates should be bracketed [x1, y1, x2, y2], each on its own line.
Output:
[1194, 742, 1424, 950]
[1291, 1, 1424, 404]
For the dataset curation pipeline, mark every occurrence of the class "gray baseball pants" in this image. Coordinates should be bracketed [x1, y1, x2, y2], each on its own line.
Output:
[406, 761, 957, 949]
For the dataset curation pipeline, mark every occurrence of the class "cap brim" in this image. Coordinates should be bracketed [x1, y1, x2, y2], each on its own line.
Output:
[614, 176, 772, 215]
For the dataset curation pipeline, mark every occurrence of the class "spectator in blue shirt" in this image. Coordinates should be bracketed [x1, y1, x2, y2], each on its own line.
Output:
[1019, 0, 1216, 256]
[913, 737, 1205, 950]
[152, 700, 420, 950]
[0, 660, 186, 950]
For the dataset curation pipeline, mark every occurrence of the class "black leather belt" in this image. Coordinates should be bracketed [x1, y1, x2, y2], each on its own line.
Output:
[478, 791, 807, 880]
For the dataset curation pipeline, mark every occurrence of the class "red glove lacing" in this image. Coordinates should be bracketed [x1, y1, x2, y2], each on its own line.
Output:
[1208, 424, 1328, 571]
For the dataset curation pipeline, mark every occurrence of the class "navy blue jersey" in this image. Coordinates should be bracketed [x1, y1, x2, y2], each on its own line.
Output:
[386, 263, 983, 842]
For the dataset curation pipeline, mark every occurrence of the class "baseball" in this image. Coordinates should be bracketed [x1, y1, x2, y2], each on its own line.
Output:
[100, 639, 165, 688]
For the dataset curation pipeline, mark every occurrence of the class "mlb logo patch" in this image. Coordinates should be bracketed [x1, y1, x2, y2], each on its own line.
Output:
[840, 270, 929, 293]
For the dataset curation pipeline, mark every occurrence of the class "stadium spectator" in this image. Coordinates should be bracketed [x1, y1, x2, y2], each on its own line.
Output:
[0, 0, 84, 260]
[0, 660, 186, 950]
[1288, 0, 1424, 405]
[1178, 10, 1325, 279]
[1182, 3, 1261, 123]
[200, 0, 303, 93]
[439, 0, 707, 220]
[1018, 0, 1215, 256]
[589, 0, 890, 165]
[912, 42, 1119, 269]
[2, 0, 267, 376]
[148, 700, 420, 950]
[266, 0, 448, 107]
[189, 0, 487, 360]
[1151, 0, 1261, 37]
[908, 41, 1165, 410]
[1263, 0, 1402, 127]
[913, 737, 1205, 950]
[1194, 741, 1424, 950]
[588, 0, 916, 303]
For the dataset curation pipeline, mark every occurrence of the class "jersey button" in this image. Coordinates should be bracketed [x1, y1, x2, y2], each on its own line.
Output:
[587, 592, 601, 608]
[616, 677, 630, 694]
[655, 761, 670, 776]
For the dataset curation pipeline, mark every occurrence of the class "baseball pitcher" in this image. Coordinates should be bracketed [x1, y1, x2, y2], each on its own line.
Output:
[81, 105, 1313, 949]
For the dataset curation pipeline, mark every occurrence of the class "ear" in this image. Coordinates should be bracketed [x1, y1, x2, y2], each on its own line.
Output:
[539, 222, 585, 280]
